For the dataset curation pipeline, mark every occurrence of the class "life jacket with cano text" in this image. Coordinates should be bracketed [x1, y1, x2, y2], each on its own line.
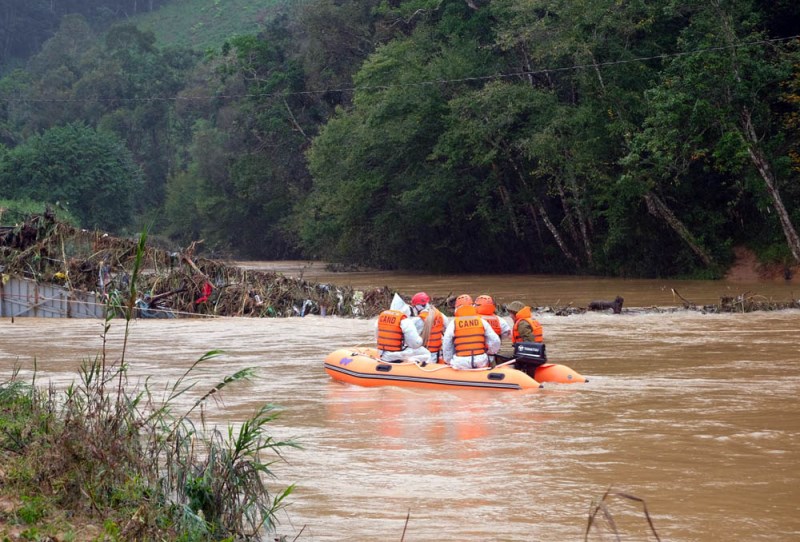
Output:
[480, 314, 502, 336]
[453, 306, 487, 357]
[377, 309, 407, 352]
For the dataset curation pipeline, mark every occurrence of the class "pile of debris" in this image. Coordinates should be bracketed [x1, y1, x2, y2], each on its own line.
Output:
[5, 213, 796, 319]
[0, 212, 398, 318]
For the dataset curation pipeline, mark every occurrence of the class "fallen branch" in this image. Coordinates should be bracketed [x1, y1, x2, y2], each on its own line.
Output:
[671, 288, 696, 308]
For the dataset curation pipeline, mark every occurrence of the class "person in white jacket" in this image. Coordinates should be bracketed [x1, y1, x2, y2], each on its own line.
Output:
[441, 294, 500, 370]
[407, 291, 450, 364]
[375, 293, 431, 363]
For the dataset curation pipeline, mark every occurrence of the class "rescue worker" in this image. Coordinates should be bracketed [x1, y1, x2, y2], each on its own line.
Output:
[409, 291, 449, 364]
[376, 294, 431, 363]
[474, 294, 511, 366]
[441, 294, 500, 370]
[475, 295, 511, 340]
[507, 300, 544, 344]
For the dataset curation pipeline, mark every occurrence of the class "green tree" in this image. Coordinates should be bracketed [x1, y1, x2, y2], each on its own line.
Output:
[165, 2, 380, 258]
[0, 122, 143, 231]
[623, 0, 800, 267]
[303, 1, 505, 270]
[5, 21, 196, 226]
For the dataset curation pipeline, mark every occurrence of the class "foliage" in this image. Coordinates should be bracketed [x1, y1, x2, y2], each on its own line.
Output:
[1, 0, 799, 275]
[129, 0, 304, 52]
[620, 0, 800, 269]
[164, 2, 383, 258]
[0, 198, 79, 226]
[0, 0, 173, 73]
[0, 122, 143, 232]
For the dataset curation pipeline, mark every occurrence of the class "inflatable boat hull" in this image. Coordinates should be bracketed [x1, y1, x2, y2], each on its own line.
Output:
[324, 348, 585, 390]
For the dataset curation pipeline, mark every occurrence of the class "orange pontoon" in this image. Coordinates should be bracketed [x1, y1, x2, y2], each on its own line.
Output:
[323, 347, 586, 391]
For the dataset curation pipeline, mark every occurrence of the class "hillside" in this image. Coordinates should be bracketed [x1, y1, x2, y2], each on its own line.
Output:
[129, 0, 306, 50]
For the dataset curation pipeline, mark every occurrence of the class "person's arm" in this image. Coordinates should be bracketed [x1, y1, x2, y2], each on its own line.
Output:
[441, 322, 455, 362]
[400, 318, 423, 349]
[483, 320, 501, 354]
[499, 318, 512, 340]
[516, 320, 536, 342]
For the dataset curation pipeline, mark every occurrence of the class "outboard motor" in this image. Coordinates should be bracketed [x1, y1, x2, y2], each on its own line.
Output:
[513, 342, 547, 377]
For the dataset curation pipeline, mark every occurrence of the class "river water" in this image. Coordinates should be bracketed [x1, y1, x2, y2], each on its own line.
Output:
[1, 267, 799, 541]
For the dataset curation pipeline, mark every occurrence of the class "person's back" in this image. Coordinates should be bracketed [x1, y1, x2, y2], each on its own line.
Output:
[375, 293, 430, 363]
[442, 295, 500, 369]
[409, 291, 449, 363]
[474, 295, 510, 366]
[376, 308, 409, 352]
[510, 304, 543, 344]
[475, 295, 510, 340]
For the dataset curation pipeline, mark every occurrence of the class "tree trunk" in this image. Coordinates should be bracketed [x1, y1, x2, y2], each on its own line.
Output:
[739, 109, 800, 263]
[561, 168, 593, 265]
[714, 0, 800, 263]
[555, 179, 581, 247]
[644, 192, 714, 266]
[508, 157, 579, 265]
[528, 202, 580, 266]
[496, 183, 522, 237]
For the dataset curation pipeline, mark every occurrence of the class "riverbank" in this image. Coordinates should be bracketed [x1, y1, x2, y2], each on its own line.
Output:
[1, 212, 394, 318]
[724, 246, 800, 281]
[3, 213, 798, 320]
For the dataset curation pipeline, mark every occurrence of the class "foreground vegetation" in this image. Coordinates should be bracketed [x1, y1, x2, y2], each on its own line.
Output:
[0, 233, 297, 541]
[1, 0, 799, 277]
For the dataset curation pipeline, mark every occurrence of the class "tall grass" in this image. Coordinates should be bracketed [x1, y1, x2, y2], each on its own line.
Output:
[0, 228, 297, 541]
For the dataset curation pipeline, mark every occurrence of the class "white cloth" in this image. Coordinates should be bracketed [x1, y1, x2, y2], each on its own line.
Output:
[497, 317, 512, 340]
[409, 305, 450, 363]
[441, 318, 501, 369]
[409, 305, 451, 334]
[379, 345, 431, 364]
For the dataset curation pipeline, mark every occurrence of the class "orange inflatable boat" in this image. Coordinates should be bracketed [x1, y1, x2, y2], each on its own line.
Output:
[323, 346, 586, 391]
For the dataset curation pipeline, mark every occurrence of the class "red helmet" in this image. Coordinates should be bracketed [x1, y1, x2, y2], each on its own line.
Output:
[454, 294, 473, 309]
[411, 292, 430, 306]
[474, 294, 496, 315]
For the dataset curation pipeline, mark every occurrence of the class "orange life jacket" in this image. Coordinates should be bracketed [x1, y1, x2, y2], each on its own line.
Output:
[480, 314, 502, 337]
[453, 307, 487, 357]
[377, 309, 406, 352]
[511, 306, 543, 344]
[419, 308, 445, 358]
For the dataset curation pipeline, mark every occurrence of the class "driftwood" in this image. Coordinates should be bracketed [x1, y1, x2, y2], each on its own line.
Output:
[588, 296, 624, 314]
[0, 213, 399, 318]
[3, 213, 798, 319]
[670, 288, 696, 309]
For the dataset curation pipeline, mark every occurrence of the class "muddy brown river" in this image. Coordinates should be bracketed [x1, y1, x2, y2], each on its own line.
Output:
[1, 268, 799, 541]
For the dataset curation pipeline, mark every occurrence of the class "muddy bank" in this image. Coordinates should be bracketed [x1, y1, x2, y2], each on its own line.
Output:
[2, 213, 798, 318]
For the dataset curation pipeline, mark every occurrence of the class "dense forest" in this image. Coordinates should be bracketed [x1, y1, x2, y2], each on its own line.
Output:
[1, 0, 799, 277]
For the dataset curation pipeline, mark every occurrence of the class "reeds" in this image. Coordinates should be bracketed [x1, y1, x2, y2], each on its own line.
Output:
[0, 228, 298, 541]
[584, 488, 661, 541]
